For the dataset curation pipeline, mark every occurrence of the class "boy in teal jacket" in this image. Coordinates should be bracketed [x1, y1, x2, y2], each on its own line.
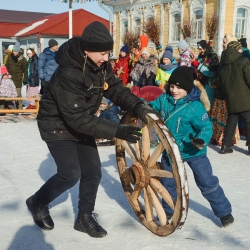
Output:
[149, 66, 234, 227]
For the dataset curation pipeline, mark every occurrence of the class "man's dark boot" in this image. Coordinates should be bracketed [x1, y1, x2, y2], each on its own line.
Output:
[220, 145, 233, 154]
[248, 146, 250, 155]
[26, 195, 54, 230]
[74, 213, 107, 238]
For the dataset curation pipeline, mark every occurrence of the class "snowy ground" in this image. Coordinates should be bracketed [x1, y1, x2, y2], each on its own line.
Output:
[0, 115, 249, 250]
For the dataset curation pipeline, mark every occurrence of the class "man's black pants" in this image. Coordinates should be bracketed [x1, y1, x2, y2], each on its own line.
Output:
[223, 110, 250, 147]
[34, 138, 102, 214]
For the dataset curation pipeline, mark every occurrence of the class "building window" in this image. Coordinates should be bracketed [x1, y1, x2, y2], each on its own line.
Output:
[172, 13, 181, 42]
[193, 10, 203, 40]
[134, 18, 141, 34]
[235, 8, 248, 39]
[122, 20, 128, 34]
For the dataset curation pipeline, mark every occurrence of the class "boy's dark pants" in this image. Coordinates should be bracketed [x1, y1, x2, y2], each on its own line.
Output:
[223, 110, 250, 147]
[160, 154, 232, 218]
[34, 138, 102, 214]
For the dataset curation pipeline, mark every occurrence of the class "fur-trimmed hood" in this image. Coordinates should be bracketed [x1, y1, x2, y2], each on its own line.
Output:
[194, 80, 211, 111]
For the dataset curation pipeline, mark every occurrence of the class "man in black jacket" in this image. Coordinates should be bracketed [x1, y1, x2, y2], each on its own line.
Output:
[26, 21, 157, 238]
[219, 41, 250, 155]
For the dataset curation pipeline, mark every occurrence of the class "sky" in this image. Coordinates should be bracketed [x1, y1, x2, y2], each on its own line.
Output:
[0, 0, 109, 19]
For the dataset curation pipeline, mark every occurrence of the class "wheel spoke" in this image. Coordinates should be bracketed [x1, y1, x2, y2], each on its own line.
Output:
[134, 141, 141, 161]
[147, 185, 167, 226]
[150, 178, 175, 210]
[131, 184, 142, 201]
[121, 140, 137, 162]
[141, 124, 150, 162]
[147, 142, 164, 168]
[149, 169, 173, 178]
[143, 188, 154, 222]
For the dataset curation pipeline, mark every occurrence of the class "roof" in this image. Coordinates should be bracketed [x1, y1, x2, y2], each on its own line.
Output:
[0, 10, 54, 24]
[17, 9, 110, 37]
[0, 23, 28, 38]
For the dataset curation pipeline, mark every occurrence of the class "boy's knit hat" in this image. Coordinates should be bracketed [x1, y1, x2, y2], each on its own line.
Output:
[178, 40, 189, 51]
[120, 45, 129, 54]
[168, 66, 196, 93]
[81, 21, 113, 52]
[13, 42, 21, 52]
[227, 41, 242, 50]
[164, 45, 173, 53]
[162, 49, 173, 61]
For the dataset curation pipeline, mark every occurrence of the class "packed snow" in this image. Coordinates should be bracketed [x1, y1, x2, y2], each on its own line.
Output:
[0, 115, 249, 250]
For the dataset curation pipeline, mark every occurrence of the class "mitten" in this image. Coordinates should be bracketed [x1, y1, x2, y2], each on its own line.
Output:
[132, 102, 159, 124]
[189, 133, 205, 150]
[115, 124, 142, 143]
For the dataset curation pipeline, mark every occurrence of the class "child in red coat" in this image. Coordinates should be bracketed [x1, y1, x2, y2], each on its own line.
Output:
[115, 46, 131, 86]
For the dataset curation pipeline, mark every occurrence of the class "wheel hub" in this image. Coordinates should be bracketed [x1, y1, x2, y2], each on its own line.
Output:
[128, 161, 150, 188]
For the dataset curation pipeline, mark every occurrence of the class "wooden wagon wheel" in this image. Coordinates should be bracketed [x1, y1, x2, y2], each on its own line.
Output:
[115, 112, 189, 236]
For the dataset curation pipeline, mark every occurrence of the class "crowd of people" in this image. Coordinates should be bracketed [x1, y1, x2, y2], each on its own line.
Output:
[1, 22, 250, 237]
[0, 39, 59, 114]
[98, 34, 250, 156]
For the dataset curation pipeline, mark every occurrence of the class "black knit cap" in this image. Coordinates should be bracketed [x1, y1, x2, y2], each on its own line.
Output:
[48, 39, 58, 48]
[168, 66, 196, 93]
[81, 21, 113, 52]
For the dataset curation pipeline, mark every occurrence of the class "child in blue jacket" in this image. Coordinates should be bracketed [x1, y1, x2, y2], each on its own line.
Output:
[149, 66, 234, 227]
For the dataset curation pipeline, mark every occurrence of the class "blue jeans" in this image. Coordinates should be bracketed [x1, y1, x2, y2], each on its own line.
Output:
[99, 105, 120, 124]
[34, 138, 102, 214]
[160, 154, 232, 218]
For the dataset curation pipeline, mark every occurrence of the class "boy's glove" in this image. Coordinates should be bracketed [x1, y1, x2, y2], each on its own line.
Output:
[115, 124, 142, 143]
[132, 102, 159, 124]
[189, 133, 205, 150]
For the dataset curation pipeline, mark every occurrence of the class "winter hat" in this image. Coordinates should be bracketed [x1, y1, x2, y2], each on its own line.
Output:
[141, 47, 151, 56]
[239, 38, 247, 48]
[7, 45, 14, 51]
[185, 37, 192, 45]
[81, 21, 113, 52]
[168, 66, 196, 93]
[120, 45, 129, 55]
[224, 34, 237, 44]
[197, 40, 208, 49]
[164, 45, 173, 53]
[227, 41, 242, 50]
[48, 39, 58, 48]
[178, 40, 189, 51]
[13, 42, 21, 52]
[162, 50, 173, 61]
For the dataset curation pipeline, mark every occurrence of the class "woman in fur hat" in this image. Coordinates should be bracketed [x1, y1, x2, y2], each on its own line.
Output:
[130, 47, 156, 87]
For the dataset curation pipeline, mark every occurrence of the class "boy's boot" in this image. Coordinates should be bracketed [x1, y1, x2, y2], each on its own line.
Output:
[26, 195, 54, 230]
[248, 146, 250, 155]
[220, 214, 234, 227]
[74, 213, 107, 238]
[220, 145, 233, 154]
